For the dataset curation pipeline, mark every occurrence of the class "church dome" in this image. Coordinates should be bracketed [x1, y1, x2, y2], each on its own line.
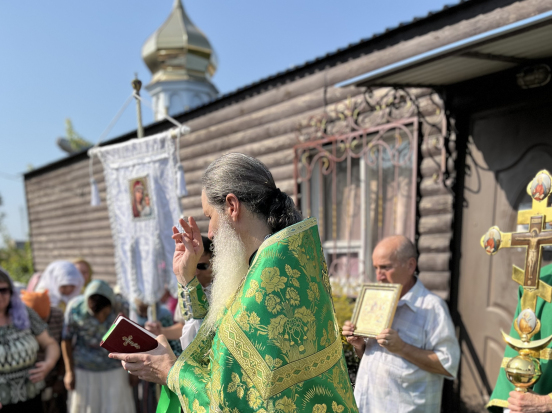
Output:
[142, 0, 217, 85]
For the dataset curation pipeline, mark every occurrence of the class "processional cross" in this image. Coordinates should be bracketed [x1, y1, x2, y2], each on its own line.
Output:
[481, 170, 552, 311]
[481, 170, 552, 392]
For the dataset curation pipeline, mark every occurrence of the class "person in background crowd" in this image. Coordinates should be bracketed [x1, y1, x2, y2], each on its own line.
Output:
[343, 235, 460, 413]
[132, 299, 182, 357]
[0, 268, 60, 412]
[21, 290, 67, 413]
[145, 236, 213, 350]
[61, 280, 135, 413]
[26, 271, 43, 293]
[36, 261, 84, 311]
[131, 298, 182, 413]
[72, 258, 93, 289]
[158, 288, 177, 316]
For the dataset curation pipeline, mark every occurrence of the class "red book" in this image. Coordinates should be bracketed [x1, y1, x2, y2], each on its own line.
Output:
[100, 315, 159, 353]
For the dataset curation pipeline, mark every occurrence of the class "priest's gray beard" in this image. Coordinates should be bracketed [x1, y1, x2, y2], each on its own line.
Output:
[203, 216, 249, 333]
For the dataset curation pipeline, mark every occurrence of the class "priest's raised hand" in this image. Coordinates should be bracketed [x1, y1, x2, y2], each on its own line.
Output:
[171, 216, 204, 285]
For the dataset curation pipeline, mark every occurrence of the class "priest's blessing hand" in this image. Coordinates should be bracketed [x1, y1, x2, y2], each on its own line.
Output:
[507, 390, 552, 413]
[172, 216, 204, 284]
[109, 335, 177, 385]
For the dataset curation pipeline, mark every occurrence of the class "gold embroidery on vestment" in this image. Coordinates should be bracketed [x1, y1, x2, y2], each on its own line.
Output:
[219, 310, 342, 399]
[250, 217, 318, 269]
[168, 324, 212, 412]
[486, 399, 509, 408]
[187, 277, 208, 319]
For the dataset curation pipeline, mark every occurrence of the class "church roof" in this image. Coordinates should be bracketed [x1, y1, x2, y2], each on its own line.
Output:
[142, 0, 217, 84]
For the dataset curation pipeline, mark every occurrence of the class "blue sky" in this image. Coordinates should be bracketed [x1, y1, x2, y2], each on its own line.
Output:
[0, 0, 453, 240]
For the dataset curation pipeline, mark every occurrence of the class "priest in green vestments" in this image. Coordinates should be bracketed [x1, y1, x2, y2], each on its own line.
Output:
[487, 263, 552, 413]
[110, 153, 358, 413]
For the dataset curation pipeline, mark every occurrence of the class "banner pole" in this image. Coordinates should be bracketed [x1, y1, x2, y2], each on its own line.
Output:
[131, 74, 144, 139]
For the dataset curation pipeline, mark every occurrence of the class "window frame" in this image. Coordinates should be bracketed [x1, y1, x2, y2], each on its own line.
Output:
[294, 117, 419, 285]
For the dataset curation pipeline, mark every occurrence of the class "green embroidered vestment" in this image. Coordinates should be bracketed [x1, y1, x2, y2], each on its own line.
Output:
[487, 264, 552, 411]
[161, 218, 358, 413]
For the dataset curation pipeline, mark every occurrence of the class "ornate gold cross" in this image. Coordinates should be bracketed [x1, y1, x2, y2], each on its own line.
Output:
[481, 170, 552, 311]
[511, 215, 552, 288]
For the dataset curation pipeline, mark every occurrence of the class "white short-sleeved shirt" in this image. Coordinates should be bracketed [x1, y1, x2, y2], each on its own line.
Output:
[353, 279, 460, 413]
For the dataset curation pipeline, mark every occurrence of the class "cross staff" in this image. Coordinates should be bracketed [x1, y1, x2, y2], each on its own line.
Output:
[480, 170, 552, 311]
[511, 215, 552, 288]
[518, 170, 552, 225]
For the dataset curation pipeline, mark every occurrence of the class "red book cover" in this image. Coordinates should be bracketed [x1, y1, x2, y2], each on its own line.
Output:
[100, 315, 159, 353]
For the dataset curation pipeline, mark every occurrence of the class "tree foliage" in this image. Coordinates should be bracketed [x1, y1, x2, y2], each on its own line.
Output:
[0, 199, 34, 284]
[331, 284, 360, 384]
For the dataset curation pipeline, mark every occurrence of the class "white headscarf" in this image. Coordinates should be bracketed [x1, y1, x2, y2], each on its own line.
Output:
[36, 261, 84, 307]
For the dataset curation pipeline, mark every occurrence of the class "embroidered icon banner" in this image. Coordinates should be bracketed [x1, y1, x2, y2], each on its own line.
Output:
[89, 131, 184, 304]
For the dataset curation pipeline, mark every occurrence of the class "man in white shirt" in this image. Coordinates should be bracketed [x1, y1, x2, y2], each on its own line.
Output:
[343, 235, 460, 413]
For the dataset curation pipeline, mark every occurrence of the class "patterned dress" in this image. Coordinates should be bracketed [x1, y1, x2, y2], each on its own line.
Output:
[0, 307, 47, 406]
[63, 296, 125, 371]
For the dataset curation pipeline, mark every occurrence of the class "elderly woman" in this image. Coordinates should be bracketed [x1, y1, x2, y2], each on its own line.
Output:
[0, 268, 60, 412]
[61, 279, 135, 413]
[36, 261, 84, 311]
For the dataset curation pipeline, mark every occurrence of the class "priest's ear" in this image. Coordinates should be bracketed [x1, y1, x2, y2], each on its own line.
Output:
[224, 193, 241, 222]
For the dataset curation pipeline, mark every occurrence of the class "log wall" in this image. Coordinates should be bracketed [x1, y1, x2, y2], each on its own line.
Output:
[26, 0, 543, 293]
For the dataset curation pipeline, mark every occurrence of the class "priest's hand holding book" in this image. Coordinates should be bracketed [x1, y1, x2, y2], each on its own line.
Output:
[109, 336, 176, 385]
[105, 315, 177, 384]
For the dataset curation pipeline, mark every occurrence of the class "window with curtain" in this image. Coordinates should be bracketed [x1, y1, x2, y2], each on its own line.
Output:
[297, 119, 418, 294]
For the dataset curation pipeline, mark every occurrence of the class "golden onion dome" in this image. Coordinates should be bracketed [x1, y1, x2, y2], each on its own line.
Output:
[142, 0, 217, 84]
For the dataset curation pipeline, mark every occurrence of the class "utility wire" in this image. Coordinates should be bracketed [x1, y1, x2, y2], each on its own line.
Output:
[0, 171, 22, 182]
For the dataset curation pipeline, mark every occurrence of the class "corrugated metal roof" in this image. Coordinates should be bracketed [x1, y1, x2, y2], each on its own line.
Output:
[201, 1, 473, 102]
[349, 10, 552, 87]
[475, 23, 552, 59]
[385, 56, 514, 85]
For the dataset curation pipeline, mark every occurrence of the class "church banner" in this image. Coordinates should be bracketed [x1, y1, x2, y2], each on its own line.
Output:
[89, 131, 184, 304]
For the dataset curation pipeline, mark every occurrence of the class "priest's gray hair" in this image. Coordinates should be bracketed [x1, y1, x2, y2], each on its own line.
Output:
[202, 153, 303, 233]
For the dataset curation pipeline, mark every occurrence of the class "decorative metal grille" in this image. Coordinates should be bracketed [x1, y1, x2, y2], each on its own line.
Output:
[293, 88, 448, 295]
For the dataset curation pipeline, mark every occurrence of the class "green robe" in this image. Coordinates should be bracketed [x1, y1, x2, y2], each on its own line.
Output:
[158, 217, 358, 413]
[487, 264, 552, 411]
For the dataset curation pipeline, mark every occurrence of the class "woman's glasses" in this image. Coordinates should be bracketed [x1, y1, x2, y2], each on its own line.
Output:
[197, 263, 210, 271]
[0, 288, 11, 296]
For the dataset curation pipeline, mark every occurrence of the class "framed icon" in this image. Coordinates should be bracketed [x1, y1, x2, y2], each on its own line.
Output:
[350, 283, 402, 338]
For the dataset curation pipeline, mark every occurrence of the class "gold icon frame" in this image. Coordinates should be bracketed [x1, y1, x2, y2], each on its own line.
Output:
[350, 283, 402, 338]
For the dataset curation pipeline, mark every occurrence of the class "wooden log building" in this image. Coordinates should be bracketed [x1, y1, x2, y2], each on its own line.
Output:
[24, 0, 552, 410]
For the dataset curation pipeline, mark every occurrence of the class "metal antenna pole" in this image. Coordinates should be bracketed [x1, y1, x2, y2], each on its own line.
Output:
[131, 74, 144, 139]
